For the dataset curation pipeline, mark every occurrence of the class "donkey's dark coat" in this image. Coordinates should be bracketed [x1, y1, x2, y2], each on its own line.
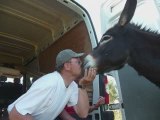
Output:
[84, 0, 160, 87]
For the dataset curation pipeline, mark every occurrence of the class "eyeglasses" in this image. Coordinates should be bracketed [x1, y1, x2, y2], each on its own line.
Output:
[68, 60, 82, 66]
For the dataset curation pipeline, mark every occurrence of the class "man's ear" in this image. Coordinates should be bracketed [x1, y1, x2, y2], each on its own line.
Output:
[64, 62, 71, 70]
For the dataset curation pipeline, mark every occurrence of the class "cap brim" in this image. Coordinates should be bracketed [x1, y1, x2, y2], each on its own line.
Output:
[74, 53, 84, 57]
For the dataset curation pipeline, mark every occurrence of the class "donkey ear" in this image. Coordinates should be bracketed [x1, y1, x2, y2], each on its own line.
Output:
[118, 0, 137, 27]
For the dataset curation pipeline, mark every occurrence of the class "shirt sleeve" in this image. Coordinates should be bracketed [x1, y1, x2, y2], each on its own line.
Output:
[67, 82, 78, 107]
[15, 80, 54, 115]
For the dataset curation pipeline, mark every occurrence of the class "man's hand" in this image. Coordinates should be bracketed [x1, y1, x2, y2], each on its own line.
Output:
[94, 96, 105, 108]
[79, 68, 96, 85]
[89, 96, 105, 113]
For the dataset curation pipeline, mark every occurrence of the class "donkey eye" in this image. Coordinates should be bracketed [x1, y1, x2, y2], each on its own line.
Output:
[102, 35, 111, 40]
[99, 35, 113, 46]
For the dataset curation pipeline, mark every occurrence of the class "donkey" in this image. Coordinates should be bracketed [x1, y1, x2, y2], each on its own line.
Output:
[84, 0, 160, 87]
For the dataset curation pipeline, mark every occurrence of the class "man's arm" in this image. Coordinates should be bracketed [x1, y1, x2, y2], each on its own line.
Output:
[9, 106, 33, 120]
[74, 88, 89, 118]
[74, 68, 96, 118]
[59, 109, 76, 120]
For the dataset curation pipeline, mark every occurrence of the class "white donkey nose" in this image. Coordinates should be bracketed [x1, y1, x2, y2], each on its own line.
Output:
[83, 54, 97, 69]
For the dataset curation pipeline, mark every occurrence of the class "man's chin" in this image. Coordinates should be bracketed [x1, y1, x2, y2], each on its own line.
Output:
[75, 73, 82, 81]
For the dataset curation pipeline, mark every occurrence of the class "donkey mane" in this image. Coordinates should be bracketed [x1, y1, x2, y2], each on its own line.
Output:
[124, 23, 160, 48]
[129, 23, 160, 37]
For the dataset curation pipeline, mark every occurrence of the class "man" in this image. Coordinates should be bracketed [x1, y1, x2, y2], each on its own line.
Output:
[7, 49, 96, 120]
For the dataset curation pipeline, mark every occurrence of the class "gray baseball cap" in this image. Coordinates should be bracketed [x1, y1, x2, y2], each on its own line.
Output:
[56, 49, 84, 68]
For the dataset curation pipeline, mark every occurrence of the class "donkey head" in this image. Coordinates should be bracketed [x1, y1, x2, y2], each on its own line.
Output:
[84, 0, 137, 73]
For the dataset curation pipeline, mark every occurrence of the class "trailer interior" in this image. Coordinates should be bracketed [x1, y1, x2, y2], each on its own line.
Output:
[0, 0, 94, 119]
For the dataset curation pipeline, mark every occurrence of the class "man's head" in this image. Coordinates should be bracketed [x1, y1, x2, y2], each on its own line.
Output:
[56, 49, 84, 72]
